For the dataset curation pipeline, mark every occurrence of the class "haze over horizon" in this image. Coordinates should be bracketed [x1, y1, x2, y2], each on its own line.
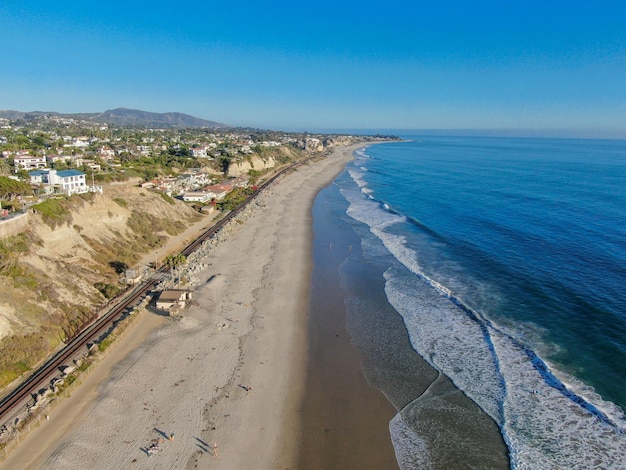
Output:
[1, 1, 625, 137]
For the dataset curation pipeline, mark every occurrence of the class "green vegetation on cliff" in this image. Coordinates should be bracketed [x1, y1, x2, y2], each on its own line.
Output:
[0, 185, 201, 390]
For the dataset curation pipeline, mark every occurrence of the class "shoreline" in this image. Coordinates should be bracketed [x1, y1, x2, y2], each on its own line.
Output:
[297, 174, 399, 469]
[0, 143, 363, 469]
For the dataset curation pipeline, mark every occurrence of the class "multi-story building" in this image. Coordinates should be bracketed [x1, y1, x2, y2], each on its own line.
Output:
[29, 169, 93, 196]
[15, 155, 47, 171]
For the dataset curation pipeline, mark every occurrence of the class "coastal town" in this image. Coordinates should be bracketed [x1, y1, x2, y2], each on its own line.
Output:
[0, 111, 401, 467]
[0, 112, 361, 208]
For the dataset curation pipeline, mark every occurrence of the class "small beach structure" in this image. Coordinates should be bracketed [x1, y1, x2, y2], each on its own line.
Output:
[156, 289, 192, 315]
[124, 268, 144, 285]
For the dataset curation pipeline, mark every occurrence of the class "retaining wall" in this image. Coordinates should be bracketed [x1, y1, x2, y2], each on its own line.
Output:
[0, 213, 29, 239]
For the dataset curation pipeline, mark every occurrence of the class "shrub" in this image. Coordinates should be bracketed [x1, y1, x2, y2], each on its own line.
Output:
[0, 332, 51, 388]
[94, 282, 120, 299]
[98, 337, 113, 352]
[32, 198, 72, 229]
[159, 192, 176, 205]
[0, 233, 31, 277]
[113, 197, 127, 208]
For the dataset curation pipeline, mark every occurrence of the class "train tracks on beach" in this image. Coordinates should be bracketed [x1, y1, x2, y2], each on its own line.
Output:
[0, 153, 317, 444]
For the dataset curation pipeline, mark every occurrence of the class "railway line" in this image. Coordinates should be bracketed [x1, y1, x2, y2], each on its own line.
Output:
[0, 153, 316, 438]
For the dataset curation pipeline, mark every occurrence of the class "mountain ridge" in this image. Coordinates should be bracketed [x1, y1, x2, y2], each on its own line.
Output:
[0, 107, 229, 128]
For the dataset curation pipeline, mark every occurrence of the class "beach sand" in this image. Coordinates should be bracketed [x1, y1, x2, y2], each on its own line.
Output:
[1, 144, 367, 469]
[296, 182, 399, 469]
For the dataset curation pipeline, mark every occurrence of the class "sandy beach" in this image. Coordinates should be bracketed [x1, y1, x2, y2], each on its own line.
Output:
[1, 144, 363, 469]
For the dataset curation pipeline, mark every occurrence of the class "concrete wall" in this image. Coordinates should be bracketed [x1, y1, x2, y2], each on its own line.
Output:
[0, 212, 29, 239]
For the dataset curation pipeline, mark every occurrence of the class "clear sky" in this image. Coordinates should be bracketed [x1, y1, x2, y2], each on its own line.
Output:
[1, 1, 626, 135]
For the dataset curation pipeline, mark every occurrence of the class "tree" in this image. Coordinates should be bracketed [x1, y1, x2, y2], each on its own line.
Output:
[0, 176, 32, 201]
[31, 134, 49, 149]
[162, 253, 187, 287]
[218, 156, 231, 175]
[14, 135, 30, 149]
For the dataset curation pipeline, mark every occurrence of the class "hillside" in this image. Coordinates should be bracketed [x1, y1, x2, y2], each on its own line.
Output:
[0, 182, 204, 388]
[0, 108, 228, 128]
[89, 108, 229, 128]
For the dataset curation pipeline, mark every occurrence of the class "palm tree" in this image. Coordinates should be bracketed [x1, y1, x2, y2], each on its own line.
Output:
[163, 254, 187, 287]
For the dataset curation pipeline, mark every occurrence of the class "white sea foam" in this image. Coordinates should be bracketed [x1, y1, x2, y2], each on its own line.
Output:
[348, 166, 368, 189]
[389, 413, 432, 469]
[354, 147, 370, 159]
[341, 167, 626, 468]
[383, 269, 505, 422]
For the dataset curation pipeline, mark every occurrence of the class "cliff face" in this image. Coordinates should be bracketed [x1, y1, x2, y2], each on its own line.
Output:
[224, 146, 305, 176]
[0, 181, 209, 389]
[227, 154, 277, 176]
[0, 182, 201, 341]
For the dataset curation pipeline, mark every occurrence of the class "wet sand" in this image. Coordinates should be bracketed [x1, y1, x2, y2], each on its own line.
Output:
[297, 217, 399, 469]
[299, 165, 510, 469]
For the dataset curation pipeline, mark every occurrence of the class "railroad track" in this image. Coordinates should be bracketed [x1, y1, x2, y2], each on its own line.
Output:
[0, 154, 316, 430]
[0, 279, 157, 428]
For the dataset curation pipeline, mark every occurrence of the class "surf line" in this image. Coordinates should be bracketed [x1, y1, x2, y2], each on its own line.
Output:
[448, 288, 618, 430]
[522, 346, 618, 429]
[412, 264, 619, 431]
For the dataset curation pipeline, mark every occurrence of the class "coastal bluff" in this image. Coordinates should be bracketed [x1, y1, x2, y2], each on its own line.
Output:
[0, 180, 201, 354]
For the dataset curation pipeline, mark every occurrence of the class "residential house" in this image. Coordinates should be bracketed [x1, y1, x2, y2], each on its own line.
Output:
[190, 146, 210, 158]
[203, 183, 232, 201]
[259, 141, 281, 147]
[29, 169, 96, 196]
[98, 147, 115, 160]
[182, 191, 213, 203]
[66, 136, 91, 148]
[229, 176, 249, 188]
[46, 154, 73, 166]
[178, 171, 211, 191]
[81, 159, 101, 171]
[139, 180, 157, 189]
[15, 155, 47, 171]
[137, 145, 152, 156]
[156, 177, 182, 195]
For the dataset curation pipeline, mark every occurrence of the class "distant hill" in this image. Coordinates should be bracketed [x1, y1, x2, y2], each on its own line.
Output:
[0, 107, 229, 129]
[90, 108, 229, 128]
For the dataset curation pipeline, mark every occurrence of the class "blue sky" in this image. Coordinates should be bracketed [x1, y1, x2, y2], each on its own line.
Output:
[1, 1, 625, 134]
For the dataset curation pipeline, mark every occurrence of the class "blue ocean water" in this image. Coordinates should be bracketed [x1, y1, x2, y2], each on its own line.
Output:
[336, 136, 626, 468]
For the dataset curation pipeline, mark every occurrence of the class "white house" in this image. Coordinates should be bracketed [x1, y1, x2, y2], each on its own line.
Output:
[15, 155, 47, 171]
[98, 147, 115, 159]
[178, 172, 211, 190]
[29, 169, 96, 196]
[66, 136, 91, 148]
[190, 146, 209, 158]
[182, 191, 213, 203]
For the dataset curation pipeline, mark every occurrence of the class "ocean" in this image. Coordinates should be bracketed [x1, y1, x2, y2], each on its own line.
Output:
[312, 136, 626, 468]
